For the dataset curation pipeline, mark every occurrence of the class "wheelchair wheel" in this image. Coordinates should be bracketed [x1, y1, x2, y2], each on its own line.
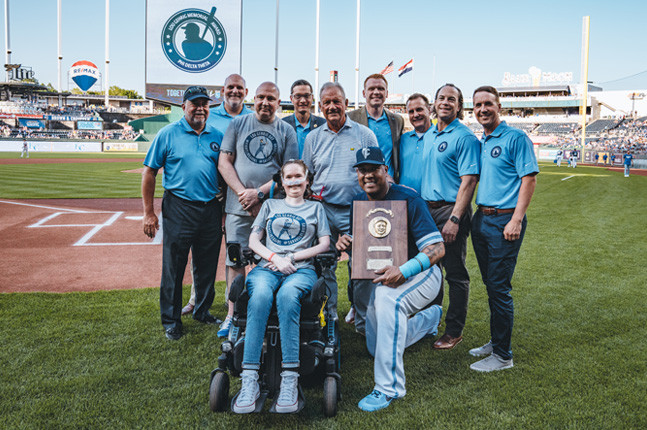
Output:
[209, 371, 230, 412]
[323, 376, 338, 417]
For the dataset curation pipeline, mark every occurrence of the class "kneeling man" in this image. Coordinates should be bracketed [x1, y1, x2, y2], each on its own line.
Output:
[337, 147, 445, 411]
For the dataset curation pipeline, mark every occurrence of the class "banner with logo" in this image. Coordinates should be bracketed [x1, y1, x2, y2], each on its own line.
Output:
[146, 0, 242, 105]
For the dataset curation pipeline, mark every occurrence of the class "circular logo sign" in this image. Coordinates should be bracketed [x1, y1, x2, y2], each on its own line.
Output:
[268, 213, 307, 246]
[243, 131, 278, 164]
[210, 142, 220, 152]
[491, 146, 502, 158]
[161, 8, 227, 73]
[437, 141, 448, 152]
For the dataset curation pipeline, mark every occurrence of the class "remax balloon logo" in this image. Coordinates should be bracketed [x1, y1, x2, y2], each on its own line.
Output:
[161, 7, 227, 73]
[70, 61, 99, 91]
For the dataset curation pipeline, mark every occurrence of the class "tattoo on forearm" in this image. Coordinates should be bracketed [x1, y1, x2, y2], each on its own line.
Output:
[423, 243, 444, 265]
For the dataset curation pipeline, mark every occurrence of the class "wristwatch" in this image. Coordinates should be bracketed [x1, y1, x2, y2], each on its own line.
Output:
[449, 215, 460, 224]
[257, 189, 265, 200]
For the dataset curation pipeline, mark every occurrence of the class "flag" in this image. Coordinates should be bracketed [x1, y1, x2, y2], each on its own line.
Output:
[380, 61, 394, 75]
[398, 59, 414, 77]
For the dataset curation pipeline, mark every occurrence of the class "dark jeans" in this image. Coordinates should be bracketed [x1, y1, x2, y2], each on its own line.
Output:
[471, 210, 526, 360]
[429, 204, 472, 337]
[160, 191, 223, 330]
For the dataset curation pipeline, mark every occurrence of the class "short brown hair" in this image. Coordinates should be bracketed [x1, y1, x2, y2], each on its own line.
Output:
[363, 73, 388, 89]
[406, 93, 430, 107]
[473, 85, 500, 103]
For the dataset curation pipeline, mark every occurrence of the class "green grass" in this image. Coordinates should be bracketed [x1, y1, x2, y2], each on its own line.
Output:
[0, 153, 160, 199]
[1, 160, 646, 428]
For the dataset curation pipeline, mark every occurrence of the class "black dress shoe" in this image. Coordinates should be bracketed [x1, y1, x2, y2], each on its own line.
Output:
[165, 326, 183, 340]
[194, 314, 222, 325]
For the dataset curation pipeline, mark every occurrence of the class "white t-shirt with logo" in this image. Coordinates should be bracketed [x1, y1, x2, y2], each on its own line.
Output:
[252, 199, 331, 270]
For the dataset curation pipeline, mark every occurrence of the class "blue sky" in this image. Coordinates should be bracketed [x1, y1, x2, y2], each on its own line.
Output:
[2, 0, 646, 102]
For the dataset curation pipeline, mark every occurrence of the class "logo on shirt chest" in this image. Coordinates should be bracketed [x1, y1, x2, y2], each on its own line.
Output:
[437, 141, 448, 152]
[267, 213, 307, 246]
[210, 142, 220, 152]
[490, 146, 502, 158]
[243, 130, 278, 164]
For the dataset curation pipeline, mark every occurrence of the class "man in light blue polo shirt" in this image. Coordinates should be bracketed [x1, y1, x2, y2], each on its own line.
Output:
[208, 73, 253, 132]
[422, 84, 480, 351]
[399, 93, 432, 193]
[142, 86, 225, 341]
[182, 74, 253, 338]
[303, 82, 378, 327]
[348, 74, 404, 181]
[469, 85, 539, 372]
[282, 79, 326, 157]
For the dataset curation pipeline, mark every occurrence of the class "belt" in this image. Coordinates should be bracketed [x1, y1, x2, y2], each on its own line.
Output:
[168, 191, 219, 207]
[478, 206, 515, 215]
[427, 200, 454, 209]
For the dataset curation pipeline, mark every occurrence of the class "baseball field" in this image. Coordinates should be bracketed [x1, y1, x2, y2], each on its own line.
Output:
[0, 152, 645, 429]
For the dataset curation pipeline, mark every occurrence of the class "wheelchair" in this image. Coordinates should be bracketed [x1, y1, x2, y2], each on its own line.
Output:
[208, 243, 341, 416]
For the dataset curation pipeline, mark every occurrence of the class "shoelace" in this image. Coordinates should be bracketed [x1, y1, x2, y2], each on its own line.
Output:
[277, 374, 298, 405]
[369, 390, 382, 399]
[220, 316, 231, 329]
[238, 376, 258, 403]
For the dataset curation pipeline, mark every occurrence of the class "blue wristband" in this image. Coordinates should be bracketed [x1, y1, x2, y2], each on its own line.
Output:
[398, 252, 431, 279]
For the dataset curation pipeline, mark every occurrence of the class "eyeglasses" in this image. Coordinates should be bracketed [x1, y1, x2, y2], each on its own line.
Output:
[291, 93, 312, 101]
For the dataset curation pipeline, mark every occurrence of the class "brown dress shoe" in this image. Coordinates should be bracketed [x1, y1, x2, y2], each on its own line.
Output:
[433, 334, 463, 350]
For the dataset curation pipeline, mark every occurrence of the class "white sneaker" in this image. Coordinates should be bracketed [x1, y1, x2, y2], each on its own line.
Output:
[275, 370, 299, 413]
[233, 370, 260, 414]
[469, 341, 493, 357]
[470, 353, 514, 372]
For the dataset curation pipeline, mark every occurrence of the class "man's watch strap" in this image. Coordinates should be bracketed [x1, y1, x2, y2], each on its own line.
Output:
[257, 189, 265, 200]
[449, 215, 460, 224]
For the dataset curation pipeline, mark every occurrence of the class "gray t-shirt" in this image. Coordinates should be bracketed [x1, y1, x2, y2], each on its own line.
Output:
[252, 199, 331, 270]
[221, 114, 298, 215]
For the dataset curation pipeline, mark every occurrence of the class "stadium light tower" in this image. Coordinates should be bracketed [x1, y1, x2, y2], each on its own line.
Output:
[105, 0, 110, 108]
[57, 0, 62, 106]
[579, 16, 590, 152]
[354, 0, 360, 109]
[4, 0, 11, 82]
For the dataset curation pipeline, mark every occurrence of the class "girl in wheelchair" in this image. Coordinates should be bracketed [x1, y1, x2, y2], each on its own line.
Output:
[233, 159, 331, 414]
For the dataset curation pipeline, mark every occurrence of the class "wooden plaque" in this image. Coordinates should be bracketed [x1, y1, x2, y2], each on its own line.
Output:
[351, 200, 407, 280]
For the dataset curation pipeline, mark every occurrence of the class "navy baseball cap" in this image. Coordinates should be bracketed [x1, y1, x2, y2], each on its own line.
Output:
[353, 146, 386, 168]
[183, 86, 211, 102]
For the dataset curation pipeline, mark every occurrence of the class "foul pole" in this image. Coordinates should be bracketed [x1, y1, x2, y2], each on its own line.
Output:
[579, 16, 590, 153]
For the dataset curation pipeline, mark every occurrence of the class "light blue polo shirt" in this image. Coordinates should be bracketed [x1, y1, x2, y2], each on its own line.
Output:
[208, 103, 253, 135]
[399, 130, 427, 193]
[367, 110, 394, 176]
[476, 121, 539, 209]
[296, 116, 314, 157]
[144, 117, 224, 202]
[421, 118, 480, 202]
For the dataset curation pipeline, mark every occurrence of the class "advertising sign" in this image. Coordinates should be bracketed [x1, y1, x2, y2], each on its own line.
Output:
[77, 121, 103, 130]
[146, 0, 242, 105]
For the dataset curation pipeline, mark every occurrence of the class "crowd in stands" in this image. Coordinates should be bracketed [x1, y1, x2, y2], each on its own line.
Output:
[1, 124, 140, 141]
